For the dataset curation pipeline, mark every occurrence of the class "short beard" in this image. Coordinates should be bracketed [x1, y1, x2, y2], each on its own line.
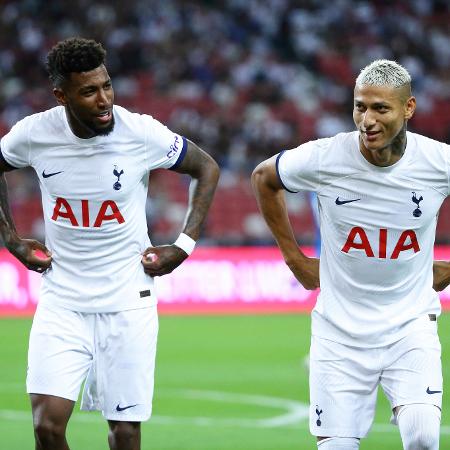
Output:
[92, 114, 115, 136]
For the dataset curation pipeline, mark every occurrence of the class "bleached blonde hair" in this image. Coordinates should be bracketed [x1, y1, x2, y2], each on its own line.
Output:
[356, 59, 411, 88]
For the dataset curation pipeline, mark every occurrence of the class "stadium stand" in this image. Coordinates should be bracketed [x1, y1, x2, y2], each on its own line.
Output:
[0, 0, 449, 245]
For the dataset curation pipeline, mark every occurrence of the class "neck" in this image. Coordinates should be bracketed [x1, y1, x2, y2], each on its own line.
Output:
[65, 108, 96, 139]
[360, 125, 407, 167]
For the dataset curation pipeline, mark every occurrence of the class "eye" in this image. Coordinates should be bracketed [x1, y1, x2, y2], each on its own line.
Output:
[82, 89, 96, 97]
[354, 104, 365, 112]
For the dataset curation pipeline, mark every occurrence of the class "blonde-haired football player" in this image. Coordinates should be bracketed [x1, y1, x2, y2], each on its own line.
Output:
[253, 59, 450, 450]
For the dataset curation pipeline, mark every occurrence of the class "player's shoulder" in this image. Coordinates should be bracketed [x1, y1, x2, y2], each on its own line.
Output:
[408, 131, 447, 149]
[302, 131, 357, 151]
[4, 106, 64, 138]
[113, 104, 158, 126]
[408, 131, 449, 160]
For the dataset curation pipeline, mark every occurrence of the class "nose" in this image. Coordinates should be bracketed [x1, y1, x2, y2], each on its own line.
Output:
[362, 109, 376, 129]
[96, 89, 109, 108]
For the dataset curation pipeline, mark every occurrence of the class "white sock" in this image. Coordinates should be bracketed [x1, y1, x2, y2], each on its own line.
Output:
[317, 437, 360, 449]
[397, 404, 440, 450]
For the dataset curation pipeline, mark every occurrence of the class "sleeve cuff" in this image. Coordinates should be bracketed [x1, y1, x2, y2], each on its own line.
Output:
[169, 136, 188, 170]
[276, 151, 297, 193]
[0, 148, 19, 171]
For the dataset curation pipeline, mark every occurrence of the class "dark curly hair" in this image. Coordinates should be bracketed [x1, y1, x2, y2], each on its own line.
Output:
[46, 37, 106, 87]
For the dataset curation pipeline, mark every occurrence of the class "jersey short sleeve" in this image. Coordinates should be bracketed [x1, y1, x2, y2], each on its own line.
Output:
[0, 117, 31, 168]
[445, 142, 450, 196]
[276, 139, 326, 193]
[144, 115, 187, 171]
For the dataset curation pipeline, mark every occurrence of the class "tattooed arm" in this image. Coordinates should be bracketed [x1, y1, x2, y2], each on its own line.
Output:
[0, 152, 52, 272]
[142, 140, 220, 276]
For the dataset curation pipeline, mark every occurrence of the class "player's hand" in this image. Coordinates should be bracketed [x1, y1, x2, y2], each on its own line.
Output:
[285, 255, 320, 290]
[141, 244, 188, 277]
[6, 237, 52, 273]
[433, 260, 450, 292]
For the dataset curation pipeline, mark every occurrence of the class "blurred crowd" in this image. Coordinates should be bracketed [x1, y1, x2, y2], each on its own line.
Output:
[0, 0, 449, 245]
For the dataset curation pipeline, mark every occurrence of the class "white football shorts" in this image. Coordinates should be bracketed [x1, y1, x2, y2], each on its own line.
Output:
[27, 302, 158, 421]
[309, 323, 442, 438]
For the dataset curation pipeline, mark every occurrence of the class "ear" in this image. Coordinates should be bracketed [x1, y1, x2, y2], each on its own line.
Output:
[404, 96, 416, 120]
[53, 88, 67, 106]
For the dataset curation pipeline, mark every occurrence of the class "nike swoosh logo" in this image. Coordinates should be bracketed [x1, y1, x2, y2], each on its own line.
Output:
[426, 387, 442, 395]
[116, 404, 138, 412]
[42, 170, 64, 178]
[335, 197, 361, 205]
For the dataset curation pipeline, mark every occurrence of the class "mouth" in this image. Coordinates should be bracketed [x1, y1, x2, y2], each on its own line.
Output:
[362, 130, 380, 142]
[95, 110, 112, 124]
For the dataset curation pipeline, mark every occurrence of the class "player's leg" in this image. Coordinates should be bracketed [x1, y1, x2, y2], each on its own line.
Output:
[317, 437, 360, 449]
[27, 303, 95, 450]
[381, 324, 442, 450]
[107, 421, 141, 450]
[309, 336, 380, 447]
[394, 404, 440, 450]
[80, 306, 158, 449]
[30, 394, 75, 450]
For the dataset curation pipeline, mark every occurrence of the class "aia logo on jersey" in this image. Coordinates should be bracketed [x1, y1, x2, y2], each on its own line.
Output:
[167, 135, 181, 158]
[51, 197, 125, 227]
[342, 227, 420, 259]
[113, 165, 124, 191]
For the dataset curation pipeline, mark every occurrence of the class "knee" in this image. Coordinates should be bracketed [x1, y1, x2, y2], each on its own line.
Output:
[33, 419, 66, 446]
[397, 404, 440, 450]
[406, 432, 439, 450]
[108, 421, 140, 447]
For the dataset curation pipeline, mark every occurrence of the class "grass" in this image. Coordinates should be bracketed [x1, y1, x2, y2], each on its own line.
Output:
[1, 313, 450, 449]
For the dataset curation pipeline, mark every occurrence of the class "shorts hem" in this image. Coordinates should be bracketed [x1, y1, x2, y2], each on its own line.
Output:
[26, 387, 78, 402]
[310, 427, 368, 439]
[103, 413, 151, 422]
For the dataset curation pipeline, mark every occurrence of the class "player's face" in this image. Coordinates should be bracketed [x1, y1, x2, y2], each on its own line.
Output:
[54, 65, 115, 139]
[353, 84, 415, 154]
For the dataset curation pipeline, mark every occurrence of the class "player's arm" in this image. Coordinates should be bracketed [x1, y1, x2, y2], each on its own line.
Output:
[433, 260, 450, 292]
[251, 155, 319, 290]
[0, 150, 52, 273]
[142, 140, 219, 276]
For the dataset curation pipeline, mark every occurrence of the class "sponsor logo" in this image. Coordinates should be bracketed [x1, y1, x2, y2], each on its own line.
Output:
[167, 135, 181, 158]
[42, 170, 64, 178]
[342, 227, 420, 259]
[426, 387, 442, 395]
[335, 197, 361, 205]
[52, 198, 125, 227]
[116, 404, 138, 412]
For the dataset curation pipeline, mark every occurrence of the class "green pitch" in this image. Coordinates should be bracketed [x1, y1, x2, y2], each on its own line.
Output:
[1, 313, 450, 449]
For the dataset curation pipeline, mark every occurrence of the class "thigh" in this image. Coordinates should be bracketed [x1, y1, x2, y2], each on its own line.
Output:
[82, 306, 158, 421]
[309, 336, 380, 438]
[30, 394, 75, 429]
[27, 303, 94, 401]
[381, 328, 442, 413]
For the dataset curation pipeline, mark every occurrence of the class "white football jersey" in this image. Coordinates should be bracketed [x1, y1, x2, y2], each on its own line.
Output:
[1, 105, 187, 312]
[278, 131, 450, 347]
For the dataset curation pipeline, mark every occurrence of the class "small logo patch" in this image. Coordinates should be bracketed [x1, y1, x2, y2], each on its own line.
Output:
[140, 290, 151, 298]
[42, 170, 64, 178]
[116, 404, 137, 412]
[426, 387, 442, 395]
[335, 197, 361, 205]
[411, 192, 423, 217]
[315, 405, 323, 426]
[113, 165, 124, 190]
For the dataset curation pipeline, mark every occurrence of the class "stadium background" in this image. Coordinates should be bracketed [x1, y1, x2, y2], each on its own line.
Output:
[0, 1, 449, 449]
